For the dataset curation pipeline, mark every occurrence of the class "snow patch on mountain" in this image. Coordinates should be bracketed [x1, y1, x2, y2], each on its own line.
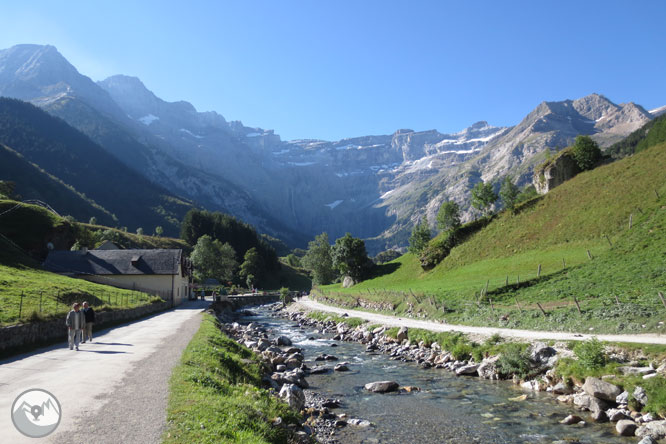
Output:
[325, 200, 343, 209]
[139, 114, 159, 125]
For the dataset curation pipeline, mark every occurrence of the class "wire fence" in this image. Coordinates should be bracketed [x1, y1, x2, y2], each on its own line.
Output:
[1, 286, 173, 325]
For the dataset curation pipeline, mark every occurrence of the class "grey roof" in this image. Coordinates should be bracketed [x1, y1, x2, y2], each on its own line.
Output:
[43, 249, 183, 276]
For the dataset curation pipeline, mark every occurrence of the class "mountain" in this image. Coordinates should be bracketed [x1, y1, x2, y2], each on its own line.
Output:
[0, 44, 659, 253]
[0, 97, 192, 235]
[0, 143, 116, 225]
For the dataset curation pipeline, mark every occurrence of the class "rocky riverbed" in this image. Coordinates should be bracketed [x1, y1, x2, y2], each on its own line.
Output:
[216, 302, 666, 443]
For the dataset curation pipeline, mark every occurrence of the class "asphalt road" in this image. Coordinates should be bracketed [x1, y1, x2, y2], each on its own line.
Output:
[295, 297, 666, 345]
[0, 299, 209, 444]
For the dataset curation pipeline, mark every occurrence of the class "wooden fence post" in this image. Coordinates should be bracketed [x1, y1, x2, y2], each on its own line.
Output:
[537, 264, 542, 278]
[614, 294, 620, 306]
[39, 291, 43, 313]
[517, 275, 520, 286]
[505, 275, 509, 286]
[489, 299, 494, 311]
[629, 214, 633, 230]
[604, 235, 613, 247]
[514, 297, 522, 312]
[536, 302, 547, 317]
[19, 292, 24, 319]
[562, 258, 566, 269]
[659, 292, 666, 310]
[656, 189, 661, 200]
[587, 250, 593, 260]
[484, 280, 489, 298]
[573, 296, 582, 314]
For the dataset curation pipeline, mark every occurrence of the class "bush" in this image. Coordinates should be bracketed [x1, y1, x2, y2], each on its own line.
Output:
[451, 342, 474, 361]
[496, 343, 532, 379]
[571, 135, 601, 171]
[574, 338, 606, 369]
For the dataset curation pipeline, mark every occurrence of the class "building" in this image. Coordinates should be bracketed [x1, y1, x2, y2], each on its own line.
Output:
[43, 248, 191, 306]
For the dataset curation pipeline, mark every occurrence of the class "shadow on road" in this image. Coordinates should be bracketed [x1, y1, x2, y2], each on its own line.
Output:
[78, 350, 129, 354]
[91, 342, 133, 346]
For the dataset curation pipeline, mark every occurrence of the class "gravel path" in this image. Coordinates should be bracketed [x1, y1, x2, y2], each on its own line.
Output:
[49, 311, 203, 444]
[296, 297, 666, 345]
[0, 299, 209, 444]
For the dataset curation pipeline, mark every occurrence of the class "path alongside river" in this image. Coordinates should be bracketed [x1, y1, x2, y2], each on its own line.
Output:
[296, 297, 666, 345]
[0, 299, 209, 444]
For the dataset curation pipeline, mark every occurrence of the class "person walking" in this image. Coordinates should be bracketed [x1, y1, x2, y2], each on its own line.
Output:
[65, 303, 85, 351]
[81, 301, 95, 343]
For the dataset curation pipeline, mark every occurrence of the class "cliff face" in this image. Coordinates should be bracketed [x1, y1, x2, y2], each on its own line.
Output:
[533, 151, 580, 194]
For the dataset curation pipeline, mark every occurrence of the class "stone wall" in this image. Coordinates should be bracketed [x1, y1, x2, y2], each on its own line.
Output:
[0, 301, 170, 355]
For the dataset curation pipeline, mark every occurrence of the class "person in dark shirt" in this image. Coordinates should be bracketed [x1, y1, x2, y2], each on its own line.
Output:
[81, 301, 95, 343]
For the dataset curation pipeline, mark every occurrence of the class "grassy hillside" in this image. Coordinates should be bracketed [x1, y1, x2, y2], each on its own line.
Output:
[318, 141, 666, 333]
[0, 200, 188, 326]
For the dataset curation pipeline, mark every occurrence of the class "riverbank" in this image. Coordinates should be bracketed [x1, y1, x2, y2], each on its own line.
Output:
[285, 303, 666, 443]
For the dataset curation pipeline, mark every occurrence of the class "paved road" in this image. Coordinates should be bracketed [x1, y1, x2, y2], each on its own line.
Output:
[0, 299, 209, 444]
[296, 297, 666, 345]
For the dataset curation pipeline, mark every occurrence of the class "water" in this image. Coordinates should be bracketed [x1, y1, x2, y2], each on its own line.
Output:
[240, 307, 633, 443]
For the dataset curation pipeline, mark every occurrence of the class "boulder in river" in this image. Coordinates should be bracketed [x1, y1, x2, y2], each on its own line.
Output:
[616, 419, 638, 436]
[364, 381, 399, 393]
[334, 362, 350, 372]
[560, 414, 584, 425]
[582, 377, 622, 402]
[279, 383, 305, 411]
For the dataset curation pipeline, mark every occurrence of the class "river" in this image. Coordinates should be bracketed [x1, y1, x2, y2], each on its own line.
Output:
[238, 305, 633, 444]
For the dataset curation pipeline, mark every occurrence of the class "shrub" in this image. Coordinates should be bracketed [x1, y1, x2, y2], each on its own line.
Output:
[451, 342, 474, 361]
[496, 343, 532, 379]
[574, 338, 606, 369]
[571, 135, 601, 171]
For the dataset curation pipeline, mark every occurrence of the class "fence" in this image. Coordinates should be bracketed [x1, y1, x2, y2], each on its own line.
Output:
[1, 287, 163, 326]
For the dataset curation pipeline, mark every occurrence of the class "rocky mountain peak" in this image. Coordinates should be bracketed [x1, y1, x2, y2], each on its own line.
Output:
[0, 44, 81, 94]
[573, 93, 618, 121]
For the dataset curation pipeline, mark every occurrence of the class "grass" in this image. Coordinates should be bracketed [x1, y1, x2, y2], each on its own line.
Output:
[306, 310, 366, 329]
[316, 141, 666, 334]
[0, 261, 158, 325]
[163, 314, 300, 444]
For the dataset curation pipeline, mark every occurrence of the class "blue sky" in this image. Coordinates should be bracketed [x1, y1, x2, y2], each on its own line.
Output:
[1, 1, 665, 140]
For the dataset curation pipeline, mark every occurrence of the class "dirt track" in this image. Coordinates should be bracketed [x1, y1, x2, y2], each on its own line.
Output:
[295, 297, 666, 345]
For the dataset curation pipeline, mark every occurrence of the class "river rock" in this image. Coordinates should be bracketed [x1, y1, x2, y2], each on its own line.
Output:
[582, 377, 622, 402]
[455, 363, 479, 376]
[276, 364, 287, 372]
[573, 393, 592, 409]
[365, 381, 399, 393]
[396, 327, 408, 342]
[348, 419, 372, 427]
[634, 386, 648, 406]
[477, 356, 499, 380]
[560, 414, 584, 425]
[334, 362, 350, 372]
[616, 390, 629, 405]
[279, 384, 305, 411]
[638, 437, 658, 444]
[552, 381, 574, 395]
[618, 366, 655, 376]
[308, 365, 329, 374]
[636, 420, 666, 440]
[275, 335, 292, 346]
[372, 326, 385, 335]
[606, 408, 631, 422]
[616, 419, 638, 436]
[257, 339, 271, 351]
[530, 342, 557, 367]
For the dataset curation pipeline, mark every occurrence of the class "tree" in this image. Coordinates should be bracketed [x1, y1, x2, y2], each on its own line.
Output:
[136, 227, 144, 236]
[190, 235, 238, 282]
[436, 201, 461, 231]
[88, 216, 97, 225]
[0, 181, 16, 199]
[408, 216, 431, 254]
[301, 232, 336, 285]
[239, 247, 265, 286]
[285, 253, 301, 268]
[499, 176, 520, 211]
[571, 135, 601, 171]
[471, 181, 498, 215]
[331, 233, 371, 282]
[155, 226, 164, 237]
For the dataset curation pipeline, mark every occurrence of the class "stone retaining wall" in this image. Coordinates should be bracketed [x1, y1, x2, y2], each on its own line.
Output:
[0, 301, 170, 355]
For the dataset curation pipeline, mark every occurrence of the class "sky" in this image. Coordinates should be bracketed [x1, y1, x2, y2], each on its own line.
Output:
[0, 0, 665, 141]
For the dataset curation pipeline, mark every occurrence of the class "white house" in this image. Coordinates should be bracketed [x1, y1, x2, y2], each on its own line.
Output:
[43, 248, 191, 306]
